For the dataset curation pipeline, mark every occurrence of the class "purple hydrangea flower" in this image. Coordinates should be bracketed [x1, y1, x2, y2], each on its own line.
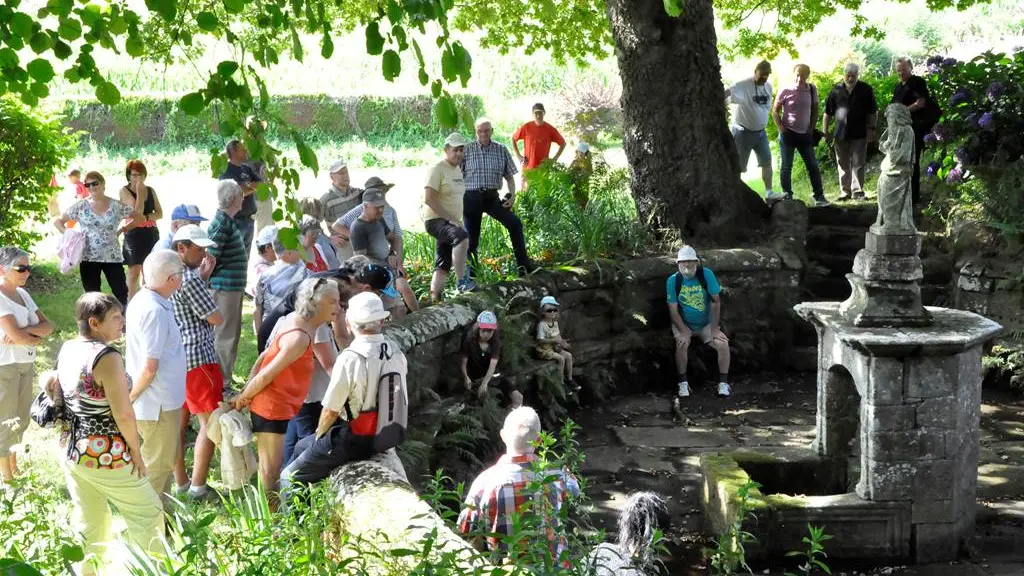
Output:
[927, 55, 944, 66]
[955, 146, 969, 165]
[978, 112, 995, 130]
[987, 81, 1005, 102]
[964, 112, 979, 126]
[923, 133, 938, 144]
[946, 166, 964, 184]
[941, 57, 958, 68]
[949, 88, 972, 106]
[928, 64, 942, 75]
[926, 161, 941, 177]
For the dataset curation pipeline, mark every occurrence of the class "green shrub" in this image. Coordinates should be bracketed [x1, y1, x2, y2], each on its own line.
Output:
[0, 96, 77, 248]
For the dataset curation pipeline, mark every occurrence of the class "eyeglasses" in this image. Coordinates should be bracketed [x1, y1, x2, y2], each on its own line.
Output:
[84, 181, 101, 188]
[11, 265, 32, 273]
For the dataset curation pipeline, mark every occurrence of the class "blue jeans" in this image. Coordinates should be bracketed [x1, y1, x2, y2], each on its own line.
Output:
[282, 401, 322, 468]
[779, 131, 824, 200]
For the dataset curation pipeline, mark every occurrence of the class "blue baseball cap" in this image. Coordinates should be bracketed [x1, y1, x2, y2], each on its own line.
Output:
[171, 204, 206, 222]
[540, 295, 559, 309]
[477, 310, 498, 330]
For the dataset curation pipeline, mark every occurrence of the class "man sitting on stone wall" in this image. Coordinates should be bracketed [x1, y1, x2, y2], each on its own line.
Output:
[667, 246, 732, 398]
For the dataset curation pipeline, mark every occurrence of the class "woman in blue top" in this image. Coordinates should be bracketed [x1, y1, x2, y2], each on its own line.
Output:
[665, 246, 731, 398]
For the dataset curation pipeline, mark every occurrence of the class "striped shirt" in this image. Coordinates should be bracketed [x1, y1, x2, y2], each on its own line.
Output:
[206, 210, 248, 292]
[320, 185, 364, 227]
[462, 140, 518, 191]
[172, 267, 219, 370]
[457, 453, 580, 565]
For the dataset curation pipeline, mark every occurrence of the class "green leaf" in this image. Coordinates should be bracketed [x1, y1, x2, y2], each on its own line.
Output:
[26, 59, 55, 82]
[223, 0, 244, 14]
[196, 11, 219, 31]
[108, 15, 128, 34]
[0, 48, 18, 69]
[663, 0, 684, 17]
[29, 32, 52, 54]
[30, 81, 50, 98]
[210, 153, 228, 177]
[320, 32, 334, 59]
[293, 133, 318, 172]
[179, 91, 205, 115]
[430, 79, 442, 98]
[436, 94, 457, 128]
[386, 0, 402, 23]
[382, 49, 401, 81]
[290, 27, 304, 61]
[418, 68, 428, 86]
[10, 12, 35, 39]
[365, 22, 384, 55]
[216, 60, 239, 77]
[277, 226, 300, 250]
[53, 39, 72, 59]
[146, 0, 177, 21]
[60, 544, 86, 562]
[57, 18, 82, 40]
[80, 3, 103, 26]
[95, 81, 120, 104]
[125, 37, 145, 57]
[0, 559, 44, 576]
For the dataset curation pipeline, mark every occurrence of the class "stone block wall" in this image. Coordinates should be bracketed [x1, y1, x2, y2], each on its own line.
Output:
[386, 248, 803, 407]
[955, 260, 1024, 335]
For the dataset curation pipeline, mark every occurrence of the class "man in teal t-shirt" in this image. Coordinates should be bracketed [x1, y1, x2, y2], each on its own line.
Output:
[666, 245, 732, 398]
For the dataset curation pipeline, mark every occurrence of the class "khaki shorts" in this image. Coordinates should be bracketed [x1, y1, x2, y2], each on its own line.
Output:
[0, 362, 35, 453]
[671, 324, 714, 345]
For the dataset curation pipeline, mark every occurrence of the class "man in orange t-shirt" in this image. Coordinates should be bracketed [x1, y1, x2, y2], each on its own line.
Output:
[511, 103, 567, 178]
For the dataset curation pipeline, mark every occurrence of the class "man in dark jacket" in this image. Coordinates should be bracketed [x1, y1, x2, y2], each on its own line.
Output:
[891, 57, 938, 205]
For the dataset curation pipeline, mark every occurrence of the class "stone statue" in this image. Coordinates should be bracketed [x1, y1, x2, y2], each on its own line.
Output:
[873, 104, 917, 233]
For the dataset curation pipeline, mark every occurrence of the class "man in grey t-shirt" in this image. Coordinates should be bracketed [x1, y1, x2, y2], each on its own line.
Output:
[350, 187, 402, 315]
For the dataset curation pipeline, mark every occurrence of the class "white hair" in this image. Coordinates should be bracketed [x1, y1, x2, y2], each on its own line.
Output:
[143, 249, 183, 288]
[350, 318, 386, 334]
[474, 117, 493, 129]
[502, 406, 542, 454]
[844, 62, 860, 75]
[216, 180, 242, 210]
[0, 246, 29, 269]
[896, 56, 913, 68]
[294, 277, 337, 320]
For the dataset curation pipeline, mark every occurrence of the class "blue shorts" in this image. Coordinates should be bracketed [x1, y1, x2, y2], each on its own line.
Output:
[731, 126, 772, 169]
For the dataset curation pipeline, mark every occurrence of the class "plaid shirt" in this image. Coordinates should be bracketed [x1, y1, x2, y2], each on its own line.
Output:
[461, 140, 518, 191]
[457, 454, 580, 564]
[172, 267, 220, 370]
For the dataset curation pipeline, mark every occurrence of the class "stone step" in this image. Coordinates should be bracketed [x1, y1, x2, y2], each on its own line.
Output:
[807, 204, 879, 227]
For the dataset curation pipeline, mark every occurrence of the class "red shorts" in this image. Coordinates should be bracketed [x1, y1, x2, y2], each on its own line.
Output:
[185, 363, 224, 415]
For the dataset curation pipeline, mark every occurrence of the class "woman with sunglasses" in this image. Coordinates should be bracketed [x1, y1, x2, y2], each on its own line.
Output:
[234, 277, 340, 499]
[55, 171, 141, 307]
[119, 160, 164, 301]
[0, 247, 54, 485]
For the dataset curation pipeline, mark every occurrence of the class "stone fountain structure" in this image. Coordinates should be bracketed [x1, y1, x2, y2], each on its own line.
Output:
[701, 105, 1002, 563]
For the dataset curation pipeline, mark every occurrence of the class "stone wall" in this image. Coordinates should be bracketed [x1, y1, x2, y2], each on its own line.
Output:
[955, 260, 1024, 336]
[385, 248, 803, 412]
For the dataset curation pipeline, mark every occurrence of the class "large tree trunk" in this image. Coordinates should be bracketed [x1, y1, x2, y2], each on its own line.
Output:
[604, 0, 768, 246]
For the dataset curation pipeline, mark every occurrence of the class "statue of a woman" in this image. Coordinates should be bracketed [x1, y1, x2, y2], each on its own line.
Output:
[873, 104, 917, 233]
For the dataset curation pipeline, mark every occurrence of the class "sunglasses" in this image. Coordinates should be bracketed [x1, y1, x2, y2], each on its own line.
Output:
[11, 265, 32, 273]
[84, 181, 101, 188]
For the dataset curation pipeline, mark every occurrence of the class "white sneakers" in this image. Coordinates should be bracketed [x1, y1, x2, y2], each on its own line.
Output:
[765, 190, 786, 204]
[677, 382, 690, 397]
[718, 382, 732, 397]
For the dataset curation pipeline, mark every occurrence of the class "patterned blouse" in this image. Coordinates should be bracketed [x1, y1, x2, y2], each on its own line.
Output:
[65, 198, 133, 263]
[56, 338, 132, 469]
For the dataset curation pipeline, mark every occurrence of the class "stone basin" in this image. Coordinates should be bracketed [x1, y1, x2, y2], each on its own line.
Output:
[700, 451, 911, 562]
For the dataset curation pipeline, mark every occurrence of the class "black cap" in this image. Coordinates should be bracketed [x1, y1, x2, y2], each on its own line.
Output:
[354, 263, 392, 291]
[532, 102, 545, 112]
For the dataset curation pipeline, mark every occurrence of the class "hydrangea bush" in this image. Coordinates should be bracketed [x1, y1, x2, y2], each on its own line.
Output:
[922, 50, 1024, 234]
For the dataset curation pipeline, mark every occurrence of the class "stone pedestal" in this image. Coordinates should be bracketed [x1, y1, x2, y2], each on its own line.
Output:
[840, 230, 931, 327]
[795, 302, 1002, 563]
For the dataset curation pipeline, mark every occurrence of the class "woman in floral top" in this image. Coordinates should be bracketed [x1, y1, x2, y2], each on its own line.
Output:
[55, 293, 162, 573]
[54, 171, 140, 307]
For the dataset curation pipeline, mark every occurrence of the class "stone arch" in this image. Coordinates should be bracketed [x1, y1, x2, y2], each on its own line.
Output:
[820, 364, 862, 491]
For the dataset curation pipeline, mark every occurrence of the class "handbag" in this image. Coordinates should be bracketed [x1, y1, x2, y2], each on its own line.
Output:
[30, 370, 68, 429]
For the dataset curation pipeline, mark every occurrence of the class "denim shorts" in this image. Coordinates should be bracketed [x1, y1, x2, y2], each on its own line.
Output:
[731, 126, 772, 168]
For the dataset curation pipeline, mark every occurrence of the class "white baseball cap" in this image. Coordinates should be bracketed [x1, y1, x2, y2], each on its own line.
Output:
[676, 245, 698, 262]
[172, 224, 216, 248]
[328, 159, 347, 174]
[444, 132, 469, 148]
[256, 225, 278, 247]
[347, 291, 391, 324]
[577, 142, 590, 153]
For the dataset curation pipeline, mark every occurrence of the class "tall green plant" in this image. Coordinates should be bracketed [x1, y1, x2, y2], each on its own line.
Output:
[0, 96, 77, 249]
[704, 479, 761, 575]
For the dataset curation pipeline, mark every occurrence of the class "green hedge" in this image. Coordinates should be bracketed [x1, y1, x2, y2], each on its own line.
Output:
[57, 94, 485, 147]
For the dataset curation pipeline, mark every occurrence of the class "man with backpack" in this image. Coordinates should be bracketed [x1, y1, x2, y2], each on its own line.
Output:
[667, 246, 731, 398]
[280, 291, 408, 493]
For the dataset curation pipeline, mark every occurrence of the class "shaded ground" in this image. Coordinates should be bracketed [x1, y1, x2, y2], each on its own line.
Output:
[573, 373, 1024, 575]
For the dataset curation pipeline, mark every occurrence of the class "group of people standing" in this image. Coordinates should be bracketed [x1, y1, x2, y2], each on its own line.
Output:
[726, 56, 938, 206]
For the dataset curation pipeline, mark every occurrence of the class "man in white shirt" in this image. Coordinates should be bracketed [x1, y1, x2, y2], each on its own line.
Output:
[126, 249, 187, 501]
[725, 60, 783, 203]
[280, 292, 407, 494]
